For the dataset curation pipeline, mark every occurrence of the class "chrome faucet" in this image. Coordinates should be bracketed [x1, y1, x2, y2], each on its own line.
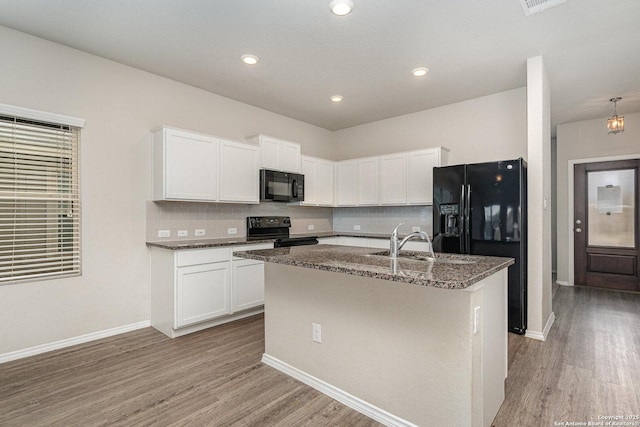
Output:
[390, 223, 435, 259]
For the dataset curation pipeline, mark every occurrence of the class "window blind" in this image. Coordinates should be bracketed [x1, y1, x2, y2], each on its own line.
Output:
[0, 115, 81, 284]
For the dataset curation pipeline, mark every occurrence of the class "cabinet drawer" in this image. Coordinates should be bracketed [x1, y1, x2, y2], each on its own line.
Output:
[177, 248, 230, 267]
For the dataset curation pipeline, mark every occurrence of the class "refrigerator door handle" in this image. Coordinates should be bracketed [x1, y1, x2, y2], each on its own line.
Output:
[460, 185, 466, 253]
[465, 184, 471, 254]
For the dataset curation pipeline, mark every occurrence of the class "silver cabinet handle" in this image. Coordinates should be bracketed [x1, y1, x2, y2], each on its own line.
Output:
[575, 227, 582, 233]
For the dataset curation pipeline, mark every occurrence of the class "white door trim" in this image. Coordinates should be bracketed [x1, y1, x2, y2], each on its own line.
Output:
[568, 153, 640, 286]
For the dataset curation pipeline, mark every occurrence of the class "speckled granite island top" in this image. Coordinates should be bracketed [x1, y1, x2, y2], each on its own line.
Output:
[234, 244, 514, 290]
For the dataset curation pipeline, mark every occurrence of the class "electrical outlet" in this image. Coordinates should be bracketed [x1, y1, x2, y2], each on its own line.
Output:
[473, 306, 481, 335]
[195, 229, 206, 237]
[353, 225, 361, 231]
[312, 323, 322, 343]
[227, 227, 237, 235]
[412, 226, 421, 232]
[177, 230, 188, 237]
[157, 230, 170, 238]
[308, 224, 315, 231]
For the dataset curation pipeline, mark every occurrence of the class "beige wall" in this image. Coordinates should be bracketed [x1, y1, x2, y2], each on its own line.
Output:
[333, 87, 527, 164]
[0, 26, 335, 355]
[556, 112, 640, 285]
[525, 56, 553, 339]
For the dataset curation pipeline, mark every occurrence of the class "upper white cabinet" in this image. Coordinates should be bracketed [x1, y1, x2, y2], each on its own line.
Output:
[153, 127, 218, 201]
[380, 153, 408, 205]
[218, 139, 259, 203]
[336, 160, 358, 206]
[152, 127, 259, 204]
[357, 157, 379, 205]
[246, 135, 301, 173]
[408, 148, 449, 204]
[301, 155, 335, 206]
[334, 147, 448, 207]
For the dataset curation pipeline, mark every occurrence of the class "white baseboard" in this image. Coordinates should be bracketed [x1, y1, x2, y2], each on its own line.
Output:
[262, 354, 418, 427]
[0, 320, 151, 364]
[556, 280, 572, 287]
[524, 311, 556, 341]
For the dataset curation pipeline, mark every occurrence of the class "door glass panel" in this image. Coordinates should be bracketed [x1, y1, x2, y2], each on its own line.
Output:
[587, 169, 635, 247]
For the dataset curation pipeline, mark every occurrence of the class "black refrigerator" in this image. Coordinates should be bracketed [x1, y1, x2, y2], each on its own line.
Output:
[432, 158, 527, 335]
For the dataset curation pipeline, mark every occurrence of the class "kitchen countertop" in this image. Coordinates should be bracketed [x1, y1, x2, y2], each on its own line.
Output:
[234, 244, 513, 290]
[145, 231, 410, 250]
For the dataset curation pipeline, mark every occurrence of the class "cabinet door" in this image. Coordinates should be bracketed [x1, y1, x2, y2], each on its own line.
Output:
[358, 157, 379, 205]
[219, 139, 259, 203]
[281, 141, 301, 173]
[232, 259, 265, 312]
[259, 136, 282, 170]
[336, 161, 358, 206]
[380, 153, 408, 205]
[162, 129, 218, 201]
[408, 149, 440, 205]
[301, 156, 317, 205]
[175, 262, 230, 327]
[316, 159, 335, 206]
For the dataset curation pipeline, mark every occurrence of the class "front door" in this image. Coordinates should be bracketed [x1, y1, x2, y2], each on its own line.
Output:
[574, 159, 640, 291]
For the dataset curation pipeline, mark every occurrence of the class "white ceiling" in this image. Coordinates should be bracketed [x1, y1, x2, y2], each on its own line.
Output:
[0, 0, 639, 133]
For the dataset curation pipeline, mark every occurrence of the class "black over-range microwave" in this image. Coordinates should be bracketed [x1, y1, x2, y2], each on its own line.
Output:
[260, 169, 305, 202]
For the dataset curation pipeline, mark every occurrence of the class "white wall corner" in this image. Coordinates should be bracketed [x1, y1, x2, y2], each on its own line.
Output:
[526, 55, 553, 336]
[524, 311, 555, 341]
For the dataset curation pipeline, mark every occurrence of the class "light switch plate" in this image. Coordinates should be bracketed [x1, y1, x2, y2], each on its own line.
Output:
[308, 224, 315, 231]
[195, 229, 206, 237]
[177, 230, 188, 237]
[157, 230, 170, 238]
[354, 225, 361, 231]
[228, 227, 238, 235]
[412, 226, 421, 232]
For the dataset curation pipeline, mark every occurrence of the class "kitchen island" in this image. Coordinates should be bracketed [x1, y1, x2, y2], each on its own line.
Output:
[235, 245, 513, 427]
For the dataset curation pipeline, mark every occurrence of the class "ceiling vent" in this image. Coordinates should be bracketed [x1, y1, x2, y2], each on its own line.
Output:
[519, 0, 566, 16]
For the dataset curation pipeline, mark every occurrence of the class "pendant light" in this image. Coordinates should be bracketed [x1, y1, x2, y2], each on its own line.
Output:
[607, 97, 624, 135]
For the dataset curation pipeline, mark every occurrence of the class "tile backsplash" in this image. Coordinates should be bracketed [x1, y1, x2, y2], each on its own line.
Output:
[146, 202, 433, 242]
[333, 206, 433, 236]
[146, 201, 333, 241]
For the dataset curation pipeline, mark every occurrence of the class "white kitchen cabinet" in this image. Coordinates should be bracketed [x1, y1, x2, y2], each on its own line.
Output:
[247, 134, 301, 173]
[176, 261, 230, 327]
[357, 157, 380, 205]
[408, 147, 449, 205]
[232, 259, 265, 312]
[301, 155, 335, 206]
[380, 153, 408, 205]
[152, 127, 218, 201]
[336, 160, 358, 206]
[231, 243, 272, 312]
[149, 243, 272, 338]
[218, 139, 259, 203]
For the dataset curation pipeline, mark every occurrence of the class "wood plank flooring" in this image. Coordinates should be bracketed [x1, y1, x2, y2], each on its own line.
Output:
[492, 285, 640, 426]
[1, 285, 639, 426]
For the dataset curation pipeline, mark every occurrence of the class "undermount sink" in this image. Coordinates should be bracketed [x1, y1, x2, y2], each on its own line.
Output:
[371, 251, 477, 265]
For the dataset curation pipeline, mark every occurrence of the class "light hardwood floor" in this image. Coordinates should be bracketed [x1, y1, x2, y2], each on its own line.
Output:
[1, 285, 639, 426]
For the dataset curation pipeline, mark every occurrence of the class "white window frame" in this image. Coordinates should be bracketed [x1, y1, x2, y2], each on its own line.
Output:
[0, 103, 84, 285]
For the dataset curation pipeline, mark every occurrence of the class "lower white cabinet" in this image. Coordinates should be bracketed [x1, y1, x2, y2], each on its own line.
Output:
[176, 262, 230, 327]
[232, 258, 265, 312]
[150, 242, 272, 338]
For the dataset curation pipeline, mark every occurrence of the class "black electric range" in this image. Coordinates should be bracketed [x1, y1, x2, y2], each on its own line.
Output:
[246, 216, 318, 248]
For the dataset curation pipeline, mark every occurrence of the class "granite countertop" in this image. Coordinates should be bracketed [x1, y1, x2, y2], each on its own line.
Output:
[234, 244, 514, 290]
[145, 231, 403, 250]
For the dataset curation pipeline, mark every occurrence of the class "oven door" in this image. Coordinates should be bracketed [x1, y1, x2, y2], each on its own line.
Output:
[261, 169, 293, 202]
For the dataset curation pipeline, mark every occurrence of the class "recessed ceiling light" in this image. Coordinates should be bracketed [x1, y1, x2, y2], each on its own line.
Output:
[330, 95, 344, 103]
[241, 54, 260, 65]
[411, 67, 429, 77]
[329, 0, 354, 16]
